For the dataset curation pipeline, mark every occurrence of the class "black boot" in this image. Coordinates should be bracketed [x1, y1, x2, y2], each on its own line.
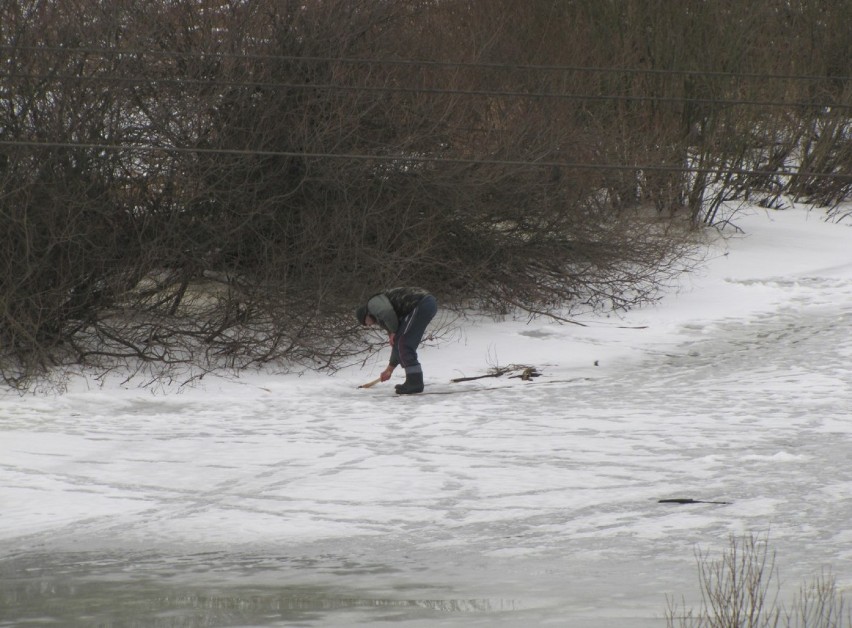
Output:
[395, 371, 424, 395]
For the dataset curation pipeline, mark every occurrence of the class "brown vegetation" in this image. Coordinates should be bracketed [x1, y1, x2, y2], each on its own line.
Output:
[1, 0, 850, 387]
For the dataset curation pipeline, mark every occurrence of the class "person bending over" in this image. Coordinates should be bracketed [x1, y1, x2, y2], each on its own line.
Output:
[355, 287, 437, 394]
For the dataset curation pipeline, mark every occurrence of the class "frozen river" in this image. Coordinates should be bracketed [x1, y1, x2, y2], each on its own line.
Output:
[2, 207, 851, 627]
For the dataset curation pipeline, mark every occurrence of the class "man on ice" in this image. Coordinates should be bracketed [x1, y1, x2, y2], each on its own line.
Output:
[355, 287, 437, 394]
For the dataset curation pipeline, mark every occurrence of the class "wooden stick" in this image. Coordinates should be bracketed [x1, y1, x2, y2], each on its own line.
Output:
[358, 377, 382, 389]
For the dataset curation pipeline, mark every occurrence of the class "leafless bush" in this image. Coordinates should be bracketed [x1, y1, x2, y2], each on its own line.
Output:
[490, 0, 851, 223]
[667, 533, 850, 628]
[1, 0, 849, 388]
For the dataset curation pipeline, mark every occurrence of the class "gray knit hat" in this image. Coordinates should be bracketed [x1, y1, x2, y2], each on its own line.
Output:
[355, 304, 368, 325]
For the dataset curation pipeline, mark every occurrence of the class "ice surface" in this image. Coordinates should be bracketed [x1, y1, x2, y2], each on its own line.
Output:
[1, 205, 851, 627]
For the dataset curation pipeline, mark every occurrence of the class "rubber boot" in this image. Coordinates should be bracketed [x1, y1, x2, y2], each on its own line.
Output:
[395, 371, 424, 395]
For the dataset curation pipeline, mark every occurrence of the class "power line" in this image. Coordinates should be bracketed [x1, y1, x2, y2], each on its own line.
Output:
[2, 72, 850, 111]
[2, 139, 848, 180]
[1, 44, 849, 84]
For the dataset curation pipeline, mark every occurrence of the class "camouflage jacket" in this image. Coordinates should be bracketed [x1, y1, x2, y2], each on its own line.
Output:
[365, 287, 431, 335]
[365, 287, 431, 368]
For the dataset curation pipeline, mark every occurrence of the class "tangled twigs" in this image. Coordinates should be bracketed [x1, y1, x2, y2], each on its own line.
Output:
[450, 364, 541, 383]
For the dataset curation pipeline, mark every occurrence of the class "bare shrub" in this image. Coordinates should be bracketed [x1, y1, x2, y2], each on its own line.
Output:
[1, 0, 849, 387]
[666, 533, 850, 628]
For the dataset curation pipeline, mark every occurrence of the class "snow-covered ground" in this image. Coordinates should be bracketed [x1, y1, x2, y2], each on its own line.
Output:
[1, 204, 851, 627]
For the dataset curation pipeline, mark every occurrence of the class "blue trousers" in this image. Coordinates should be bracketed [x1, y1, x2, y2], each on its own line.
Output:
[394, 295, 437, 374]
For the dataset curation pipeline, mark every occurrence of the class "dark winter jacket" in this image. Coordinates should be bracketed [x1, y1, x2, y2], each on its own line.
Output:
[363, 287, 430, 334]
[361, 287, 432, 367]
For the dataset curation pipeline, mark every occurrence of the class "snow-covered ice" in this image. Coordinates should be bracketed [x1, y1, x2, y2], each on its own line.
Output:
[1, 204, 851, 627]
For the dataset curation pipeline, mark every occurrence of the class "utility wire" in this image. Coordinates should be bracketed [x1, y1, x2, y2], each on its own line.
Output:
[3, 72, 850, 111]
[2, 44, 850, 83]
[1, 139, 848, 180]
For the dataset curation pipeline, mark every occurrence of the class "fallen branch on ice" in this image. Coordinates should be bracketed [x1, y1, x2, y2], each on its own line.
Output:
[450, 364, 541, 383]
